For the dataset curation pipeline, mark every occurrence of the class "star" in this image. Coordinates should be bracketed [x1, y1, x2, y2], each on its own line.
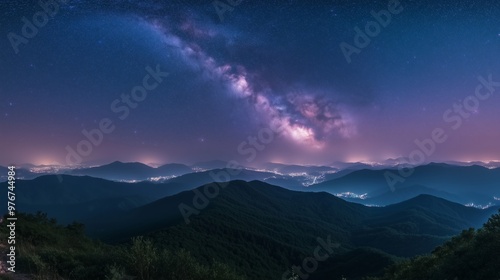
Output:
[1, 0, 499, 166]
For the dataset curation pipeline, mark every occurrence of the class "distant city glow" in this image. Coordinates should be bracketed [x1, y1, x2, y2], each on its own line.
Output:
[465, 202, 494, 209]
[148, 175, 178, 182]
[334, 192, 368, 200]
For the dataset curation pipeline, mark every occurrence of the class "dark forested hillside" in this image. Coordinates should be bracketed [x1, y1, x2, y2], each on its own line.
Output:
[93, 180, 497, 279]
[3, 178, 498, 280]
[0, 213, 243, 280]
[373, 210, 500, 280]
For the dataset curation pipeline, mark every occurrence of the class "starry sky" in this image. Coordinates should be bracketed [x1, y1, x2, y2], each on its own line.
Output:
[1, 0, 499, 166]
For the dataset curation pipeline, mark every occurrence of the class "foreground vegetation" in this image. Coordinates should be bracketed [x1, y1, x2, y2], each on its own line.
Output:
[1, 209, 499, 279]
[372, 210, 500, 280]
[0, 212, 244, 280]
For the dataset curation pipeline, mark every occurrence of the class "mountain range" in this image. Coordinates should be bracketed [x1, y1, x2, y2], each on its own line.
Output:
[311, 163, 500, 207]
[3, 177, 498, 279]
[3, 162, 500, 209]
[68, 161, 194, 181]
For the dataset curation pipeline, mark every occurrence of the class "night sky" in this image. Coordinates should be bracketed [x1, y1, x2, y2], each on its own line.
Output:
[1, 0, 499, 166]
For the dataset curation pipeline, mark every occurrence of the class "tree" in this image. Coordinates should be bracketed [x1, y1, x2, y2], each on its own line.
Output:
[483, 210, 500, 233]
[128, 237, 158, 280]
